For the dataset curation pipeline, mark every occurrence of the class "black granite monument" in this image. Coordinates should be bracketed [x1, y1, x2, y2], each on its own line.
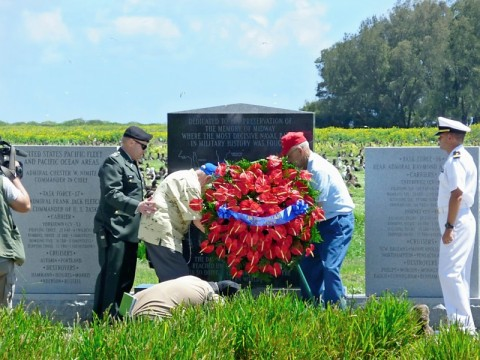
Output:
[168, 103, 314, 288]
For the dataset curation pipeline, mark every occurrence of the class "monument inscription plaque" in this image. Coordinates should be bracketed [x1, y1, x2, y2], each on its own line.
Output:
[365, 147, 480, 297]
[13, 146, 116, 294]
[168, 103, 314, 172]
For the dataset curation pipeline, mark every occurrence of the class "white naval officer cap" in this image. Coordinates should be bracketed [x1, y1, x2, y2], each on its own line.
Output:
[435, 116, 471, 136]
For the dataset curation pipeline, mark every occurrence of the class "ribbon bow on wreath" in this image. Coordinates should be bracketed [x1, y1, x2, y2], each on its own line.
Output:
[189, 155, 325, 280]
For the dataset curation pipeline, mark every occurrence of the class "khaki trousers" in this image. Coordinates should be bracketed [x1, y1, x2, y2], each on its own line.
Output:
[0, 258, 15, 308]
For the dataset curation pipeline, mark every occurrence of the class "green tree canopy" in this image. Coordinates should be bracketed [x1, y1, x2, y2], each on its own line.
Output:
[305, 0, 480, 128]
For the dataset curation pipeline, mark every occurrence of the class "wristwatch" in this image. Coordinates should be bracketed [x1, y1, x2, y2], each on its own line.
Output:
[445, 222, 454, 229]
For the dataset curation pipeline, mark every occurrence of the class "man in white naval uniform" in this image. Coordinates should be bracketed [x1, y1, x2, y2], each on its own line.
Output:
[436, 116, 477, 335]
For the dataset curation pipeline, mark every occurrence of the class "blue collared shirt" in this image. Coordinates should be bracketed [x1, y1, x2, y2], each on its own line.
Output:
[307, 152, 355, 219]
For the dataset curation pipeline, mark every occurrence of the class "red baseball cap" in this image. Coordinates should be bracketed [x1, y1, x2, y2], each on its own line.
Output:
[280, 132, 307, 156]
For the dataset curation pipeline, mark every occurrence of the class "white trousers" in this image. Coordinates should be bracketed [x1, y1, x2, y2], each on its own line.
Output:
[438, 208, 476, 334]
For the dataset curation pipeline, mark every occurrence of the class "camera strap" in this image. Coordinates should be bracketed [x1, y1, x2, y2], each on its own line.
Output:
[0, 165, 14, 180]
[8, 145, 15, 172]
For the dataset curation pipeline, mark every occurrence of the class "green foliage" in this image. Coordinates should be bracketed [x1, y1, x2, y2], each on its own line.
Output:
[137, 242, 147, 261]
[417, 322, 480, 359]
[307, 0, 480, 128]
[0, 303, 68, 357]
[2, 292, 479, 358]
[0, 122, 167, 146]
[2, 123, 479, 149]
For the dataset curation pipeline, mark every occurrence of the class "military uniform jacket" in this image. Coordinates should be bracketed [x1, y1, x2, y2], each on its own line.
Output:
[93, 148, 144, 243]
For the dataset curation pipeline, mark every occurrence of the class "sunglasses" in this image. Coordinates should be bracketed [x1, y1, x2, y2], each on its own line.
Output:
[133, 139, 148, 150]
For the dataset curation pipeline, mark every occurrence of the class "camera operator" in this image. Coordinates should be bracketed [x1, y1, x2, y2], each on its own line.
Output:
[0, 145, 30, 308]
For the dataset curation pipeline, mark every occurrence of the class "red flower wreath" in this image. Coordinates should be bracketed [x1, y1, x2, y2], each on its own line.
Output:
[189, 155, 325, 279]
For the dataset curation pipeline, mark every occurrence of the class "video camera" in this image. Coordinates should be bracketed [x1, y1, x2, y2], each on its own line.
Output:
[0, 140, 28, 179]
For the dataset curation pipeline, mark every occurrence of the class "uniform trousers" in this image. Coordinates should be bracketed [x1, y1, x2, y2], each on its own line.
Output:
[438, 208, 476, 334]
[93, 231, 138, 318]
[0, 258, 15, 308]
[145, 243, 189, 282]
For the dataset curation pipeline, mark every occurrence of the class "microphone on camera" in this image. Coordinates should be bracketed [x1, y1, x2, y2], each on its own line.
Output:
[15, 148, 28, 157]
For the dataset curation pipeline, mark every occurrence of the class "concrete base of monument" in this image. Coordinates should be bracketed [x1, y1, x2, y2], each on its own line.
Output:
[13, 293, 94, 324]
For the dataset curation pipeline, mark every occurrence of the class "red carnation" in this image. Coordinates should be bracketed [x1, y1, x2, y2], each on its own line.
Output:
[266, 155, 283, 170]
[257, 192, 278, 205]
[290, 241, 304, 256]
[255, 175, 271, 193]
[275, 244, 292, 263]
[230, 266, 244, 279]
[216, 163, 228, 177]
[305, 244, 315, 257]
[272, 262, 282, 277]
[268, 168, 284, 185]
[200, 240, 214, 254]
[283, 168, 298, 180]
[299, 170, 312, 180]
[189, 198, 203, 212]
[245, 263, 259, 274]
[239, 171, 256, 191]
[215, 245, 226, 259]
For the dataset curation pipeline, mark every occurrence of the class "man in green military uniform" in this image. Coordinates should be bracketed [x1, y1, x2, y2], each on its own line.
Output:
[93, 126, 158, 318]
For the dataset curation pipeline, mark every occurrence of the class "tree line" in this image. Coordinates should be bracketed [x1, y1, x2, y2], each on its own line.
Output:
[303, 0, 480, 128]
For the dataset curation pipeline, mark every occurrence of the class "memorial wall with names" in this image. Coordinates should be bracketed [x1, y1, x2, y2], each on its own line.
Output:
[13, 146, 116, 294]
[365, 147, 480, 297]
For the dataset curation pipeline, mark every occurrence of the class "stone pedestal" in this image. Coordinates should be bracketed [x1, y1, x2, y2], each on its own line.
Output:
[365, 147, 480, 298]
[13, 293, 94, 324]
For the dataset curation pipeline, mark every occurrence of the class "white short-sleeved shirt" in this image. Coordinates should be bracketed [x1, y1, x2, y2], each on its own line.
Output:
[307, 152, 355, 219]
[438, 145, 477, 208]
[2, 176, 20, 203]
[139, 169, 201, 252]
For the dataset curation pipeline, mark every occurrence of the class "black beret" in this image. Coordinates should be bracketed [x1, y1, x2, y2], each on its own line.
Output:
[123, 126, 153, 142]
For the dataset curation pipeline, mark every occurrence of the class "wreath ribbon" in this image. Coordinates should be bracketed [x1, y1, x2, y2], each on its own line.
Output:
[217, 199, 309, 226]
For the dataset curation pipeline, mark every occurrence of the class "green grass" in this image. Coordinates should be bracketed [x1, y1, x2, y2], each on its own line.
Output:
[134, 258, 156, 285]
[3, 291, 479, 358]
[343, 170, 366, 294]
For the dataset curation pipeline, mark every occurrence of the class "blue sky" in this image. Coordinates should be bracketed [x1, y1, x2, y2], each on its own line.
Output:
[0, 0, 399, 124]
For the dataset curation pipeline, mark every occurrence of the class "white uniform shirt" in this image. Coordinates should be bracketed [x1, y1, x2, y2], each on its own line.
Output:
[437, 145, 477, 209]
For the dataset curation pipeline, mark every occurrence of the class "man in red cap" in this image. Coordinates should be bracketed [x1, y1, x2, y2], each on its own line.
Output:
[281, 131, 355, 308]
